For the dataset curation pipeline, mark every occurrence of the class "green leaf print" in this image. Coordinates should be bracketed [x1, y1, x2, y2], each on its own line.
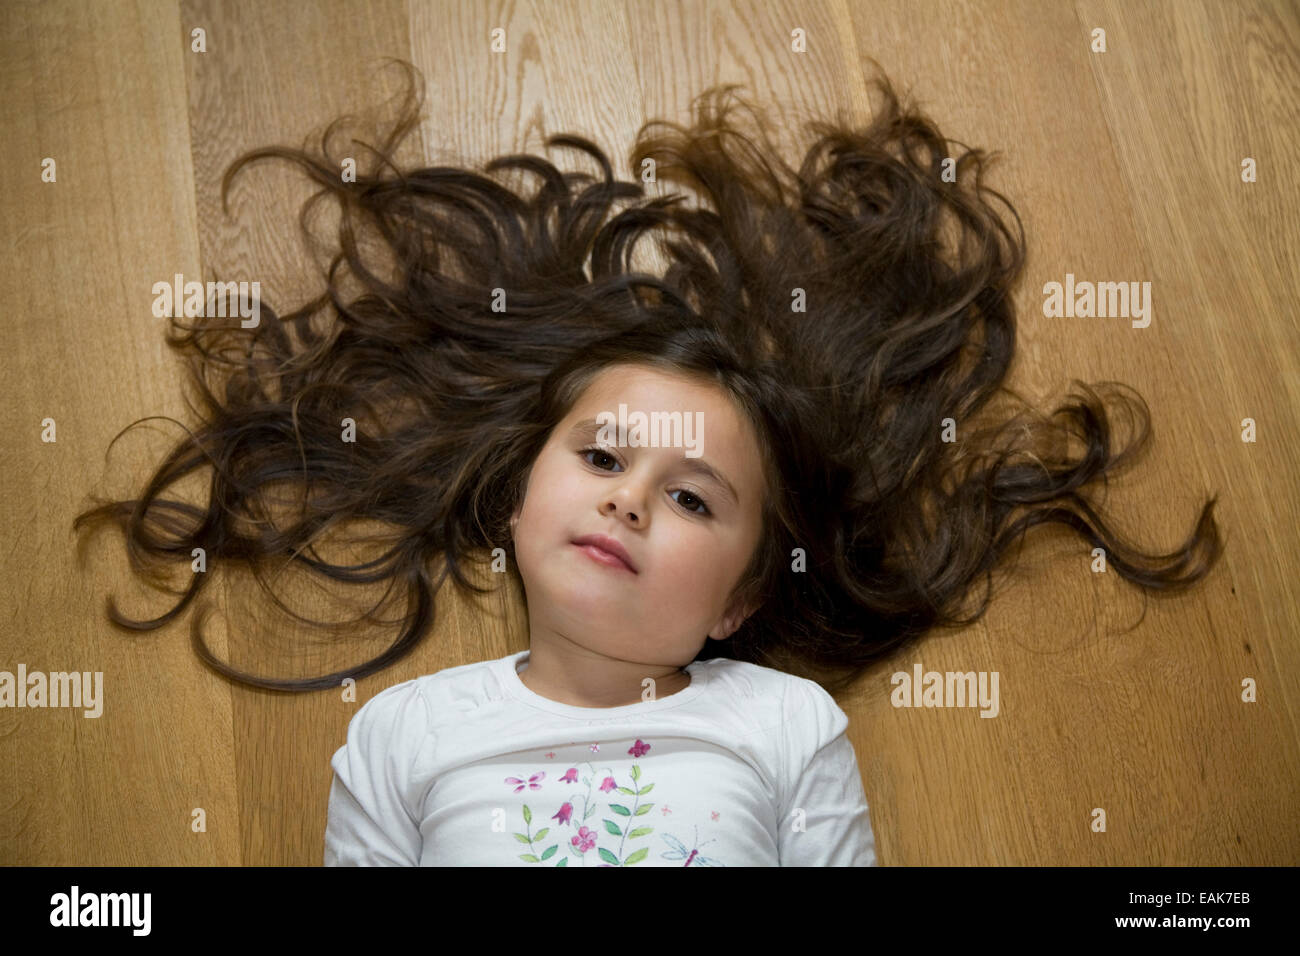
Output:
[609, 804, 631, 816]
[517, 805, 554, 863]
[636, 783, 654, 795]
[627, 826, 654, 838]
[602, 819, 622, 836]
[634, 803, 654, 816]
[598, 847, 620, 865]
[624, 848, 649, 865]
[630, 765, 641, 782]
[557, 857, 568, 867]
[616, 786, 634, 795]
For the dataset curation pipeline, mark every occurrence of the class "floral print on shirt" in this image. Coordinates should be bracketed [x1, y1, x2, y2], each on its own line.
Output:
[505, 738, 724, 866]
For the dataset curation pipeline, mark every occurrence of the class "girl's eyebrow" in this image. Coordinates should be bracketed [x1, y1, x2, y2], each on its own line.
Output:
[566, 417, 740, 506]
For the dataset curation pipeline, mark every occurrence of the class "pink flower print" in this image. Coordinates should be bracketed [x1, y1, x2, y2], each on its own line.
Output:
[590, 743, 600, 753]
[504, 772, 545, 793]
[711, 811, 720, 821]
[660, 805, 671, 816]
[545, 752, 556, 759]
[599, 776, 617, 793]
[552, 802, 574, 826]
[629, 739, 651, 758]
[570, 826, 597, 853]
[559, 767, 579, 783]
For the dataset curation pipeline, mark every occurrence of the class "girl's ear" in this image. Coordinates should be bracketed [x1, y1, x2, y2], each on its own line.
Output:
[511, 465, 534, 537]
[711, 596, 761, 641]
[510, 489, 524, 534]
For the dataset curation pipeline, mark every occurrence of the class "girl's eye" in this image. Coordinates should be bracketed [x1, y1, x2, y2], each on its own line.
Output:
[577, 446, 712, 516]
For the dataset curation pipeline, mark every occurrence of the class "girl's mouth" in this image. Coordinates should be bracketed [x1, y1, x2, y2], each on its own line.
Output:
[573, 542, 637, 573]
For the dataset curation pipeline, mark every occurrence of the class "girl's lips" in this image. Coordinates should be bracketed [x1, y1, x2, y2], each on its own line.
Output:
[573, 543, 637, 573]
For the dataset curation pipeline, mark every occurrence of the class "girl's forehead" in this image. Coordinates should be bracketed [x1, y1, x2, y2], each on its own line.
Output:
[559, 365, 769, 511]
[565, 371, 746, 445]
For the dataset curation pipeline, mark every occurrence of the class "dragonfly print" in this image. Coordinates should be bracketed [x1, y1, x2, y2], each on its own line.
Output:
[661, 825, 724, 867]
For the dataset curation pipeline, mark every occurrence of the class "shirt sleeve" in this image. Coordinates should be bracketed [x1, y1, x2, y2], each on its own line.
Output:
[323, 679, 431, 866]
[776, 677, 878, 866]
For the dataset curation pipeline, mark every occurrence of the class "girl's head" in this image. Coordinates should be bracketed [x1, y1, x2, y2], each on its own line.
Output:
[506, 338, 780, 674]
[73, 59, 1223, 695]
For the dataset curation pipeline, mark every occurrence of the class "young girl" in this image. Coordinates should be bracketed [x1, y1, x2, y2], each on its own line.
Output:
[74, 59, 1223, 866]
[322, 345, 878, 866]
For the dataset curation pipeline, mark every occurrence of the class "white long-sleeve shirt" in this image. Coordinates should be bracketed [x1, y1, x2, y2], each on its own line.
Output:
[323, 649, 877, 866]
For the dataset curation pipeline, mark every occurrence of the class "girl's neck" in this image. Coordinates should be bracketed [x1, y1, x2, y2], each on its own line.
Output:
[517, 649, 691, 709]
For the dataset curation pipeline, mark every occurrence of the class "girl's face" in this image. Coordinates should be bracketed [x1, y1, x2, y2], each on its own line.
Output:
[511, 363, 766, 669]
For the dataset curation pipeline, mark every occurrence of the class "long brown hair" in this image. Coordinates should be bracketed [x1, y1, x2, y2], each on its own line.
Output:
[73, 59, 1223, 695]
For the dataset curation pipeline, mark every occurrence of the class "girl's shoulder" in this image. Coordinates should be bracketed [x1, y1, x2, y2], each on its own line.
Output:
[348, 656, 504, 731]
[700, 656, 840, 705]
[699, 658, 849, 735]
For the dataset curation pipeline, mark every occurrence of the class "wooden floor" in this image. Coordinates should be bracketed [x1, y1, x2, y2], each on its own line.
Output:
[1, 0, 1297, 866]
